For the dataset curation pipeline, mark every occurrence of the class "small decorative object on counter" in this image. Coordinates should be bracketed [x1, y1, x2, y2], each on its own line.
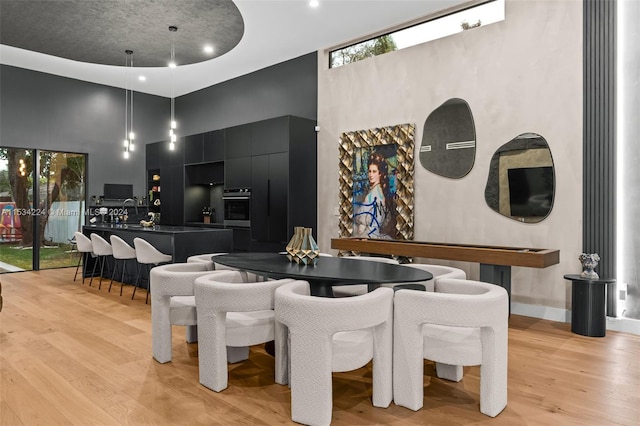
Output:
[202, 206, 211, 223]
[154, 198, 161, 206]
[296, 227, 320, 266]
[286, 227, 304, 262]
[579, 253, 600, 279]
[141, 212, 159, 227]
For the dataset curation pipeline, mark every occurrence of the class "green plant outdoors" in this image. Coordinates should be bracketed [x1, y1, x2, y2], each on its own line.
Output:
[0, 242, 78, 270]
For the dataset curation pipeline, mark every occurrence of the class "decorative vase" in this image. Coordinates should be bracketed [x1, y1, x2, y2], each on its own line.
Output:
[295, 227, 320, 266]
[286, 227, 304, 262]
[579, 253, 600, 279]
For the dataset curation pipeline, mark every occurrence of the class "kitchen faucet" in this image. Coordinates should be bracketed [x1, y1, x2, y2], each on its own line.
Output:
[122, 198, 139, 216]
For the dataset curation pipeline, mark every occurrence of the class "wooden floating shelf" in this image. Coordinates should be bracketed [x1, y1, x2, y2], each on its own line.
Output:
[331, 238, 560, 269]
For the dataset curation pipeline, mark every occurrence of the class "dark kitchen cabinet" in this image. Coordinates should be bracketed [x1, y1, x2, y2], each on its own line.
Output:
[185, 162, 224, 186]
[162, 165, 184, 225]
[225, 157, 251, 189]
[249, 116, 317, 249]
[251, 116, 289, 155]
[185, 130, 224, 164]
[251, 152, 288, 244]
[204, 130, 225, 162]
[162, 139, 184, 166]
[225, 124, 251, 159]
[146, 115, 315, 237]
[146, 141, 161, 170]
[184, 133, 204, 164]
[230, 227, 251, 252]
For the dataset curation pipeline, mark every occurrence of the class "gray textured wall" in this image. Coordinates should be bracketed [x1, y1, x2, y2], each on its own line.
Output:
[0, 65, 168, 199]
[175, 53, 317, 135]
[317, 0, 582, 313]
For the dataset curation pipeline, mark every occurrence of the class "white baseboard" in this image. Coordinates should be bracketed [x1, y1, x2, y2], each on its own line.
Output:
[606, 316, 640, 335]
[511, 302, 640, 336]
[511, 302, 571, 323]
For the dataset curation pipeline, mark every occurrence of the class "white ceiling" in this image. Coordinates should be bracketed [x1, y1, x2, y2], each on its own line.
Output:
[0, 0, 467, 98]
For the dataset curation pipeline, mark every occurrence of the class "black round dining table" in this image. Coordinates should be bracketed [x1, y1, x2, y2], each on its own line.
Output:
[212, 252, 432, 297]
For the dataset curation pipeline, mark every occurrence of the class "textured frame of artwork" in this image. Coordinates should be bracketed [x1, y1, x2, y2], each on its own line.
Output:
[338, 123, 415, 241]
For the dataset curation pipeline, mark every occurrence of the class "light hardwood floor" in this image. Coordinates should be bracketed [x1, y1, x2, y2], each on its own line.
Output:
[1, 268, 639, 425]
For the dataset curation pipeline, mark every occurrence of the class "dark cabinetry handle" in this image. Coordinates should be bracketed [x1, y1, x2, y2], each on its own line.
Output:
[267, 179, 271, 216]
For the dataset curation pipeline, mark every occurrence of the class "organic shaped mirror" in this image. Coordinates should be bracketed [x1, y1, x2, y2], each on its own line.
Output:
[419, 98, 476, 178]
[484, 133, 555, 223]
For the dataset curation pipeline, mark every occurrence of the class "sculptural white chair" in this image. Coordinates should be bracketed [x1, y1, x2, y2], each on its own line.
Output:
[133, 237, 172, 303]
[150, 262, 221, 364]
[275, 280, 394, 426]
[90, 233, 113, 289]
[109, 235, 137, 295]
[383, 263, 467, 292]
[393, 278, 509, 417]
[332, 255, 399, 297]
[193, 270, 294, 392]
[187, 253, 263, 282]
[186, 253, 228, 271]
[73, 232, 94, 284]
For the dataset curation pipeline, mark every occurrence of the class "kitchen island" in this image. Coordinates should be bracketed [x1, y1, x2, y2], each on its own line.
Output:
[83, 223, 233, 263]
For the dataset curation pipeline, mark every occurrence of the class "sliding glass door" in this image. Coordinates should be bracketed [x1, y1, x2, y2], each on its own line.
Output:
[0, 148, 35, 272]
[0, 147, 86, 272]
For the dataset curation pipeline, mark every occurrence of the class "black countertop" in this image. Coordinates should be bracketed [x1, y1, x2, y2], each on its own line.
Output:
[184, 221, 226, 228]
[84, 223, 230, 234]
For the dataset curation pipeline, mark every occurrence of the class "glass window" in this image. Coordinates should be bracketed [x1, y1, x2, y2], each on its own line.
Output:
[330, 0, 505, 68]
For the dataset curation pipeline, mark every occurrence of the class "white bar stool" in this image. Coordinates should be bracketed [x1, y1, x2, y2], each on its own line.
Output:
[90, 233, 113, 289]
[73, 232, 94, 284]
[109, 235, 137, 295]
[133, 237, 172, 304]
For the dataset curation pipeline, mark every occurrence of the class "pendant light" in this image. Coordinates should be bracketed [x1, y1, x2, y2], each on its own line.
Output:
[123, 49, 135, 159]
[168, 26, 178, 150]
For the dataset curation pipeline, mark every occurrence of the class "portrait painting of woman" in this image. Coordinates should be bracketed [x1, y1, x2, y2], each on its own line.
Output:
[352, 145, 398, 239]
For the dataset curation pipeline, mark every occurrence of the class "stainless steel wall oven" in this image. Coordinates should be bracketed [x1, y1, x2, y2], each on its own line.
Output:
[223, 188, 251, 227]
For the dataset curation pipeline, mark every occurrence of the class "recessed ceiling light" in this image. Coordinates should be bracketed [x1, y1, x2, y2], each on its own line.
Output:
[309, 0, 319, 7]
[168, 62, 176, 68]
[203, 45, 214, 54]
[138, 75, 146, 81]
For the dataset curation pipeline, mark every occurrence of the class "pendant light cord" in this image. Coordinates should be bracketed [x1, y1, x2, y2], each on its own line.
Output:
[130, 53, 134, 140]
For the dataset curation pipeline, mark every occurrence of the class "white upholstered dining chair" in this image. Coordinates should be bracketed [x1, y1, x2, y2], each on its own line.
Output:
[150, 262, 219, 363]
[383, 263, 467, 292]
[188, 253, 262, 281]
[186, 252, 228, 270]
[193, 270, 294, 392]
[275, 280, 394, 425]
[393, 278, 509, 417]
